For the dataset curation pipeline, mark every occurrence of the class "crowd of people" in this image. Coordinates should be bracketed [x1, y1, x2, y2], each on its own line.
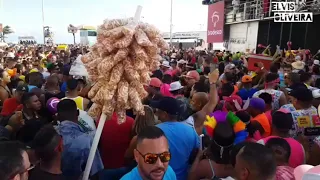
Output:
[0, 43, 320, 180]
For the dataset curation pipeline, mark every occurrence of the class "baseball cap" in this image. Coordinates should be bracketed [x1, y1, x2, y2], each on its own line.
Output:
[314, 59, 320, 66]
[184, 70, 200, 81]
[150, 97, 181, 116]
[225, 63, 236, 70]
[249, 98, 266, 112]
[16, 84, 29, 93]
[241, 75, 252, 83]
[288, 87, 313, 101]
[149, 78, 162, 88]
[47, 63, 59, 71]
[272, 109, 293, 130]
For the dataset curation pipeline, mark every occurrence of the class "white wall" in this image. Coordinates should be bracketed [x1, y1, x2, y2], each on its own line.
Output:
[227, 21, 259, 53]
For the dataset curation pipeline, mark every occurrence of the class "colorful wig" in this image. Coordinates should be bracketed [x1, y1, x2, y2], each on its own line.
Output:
[204, 111, 248, 145]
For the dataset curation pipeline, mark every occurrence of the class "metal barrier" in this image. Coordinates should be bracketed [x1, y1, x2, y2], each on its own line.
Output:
[224, 0, 320, 24]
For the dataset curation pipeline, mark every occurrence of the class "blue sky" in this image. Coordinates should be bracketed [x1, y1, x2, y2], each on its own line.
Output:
[1, 0, 208, 44]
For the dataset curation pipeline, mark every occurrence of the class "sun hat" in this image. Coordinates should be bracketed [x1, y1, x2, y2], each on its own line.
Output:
[241, 75, 252, 83]
[183, 70, 200, 81]
[161, 61, 171, 68]
[292, 61, 305, 70]
[294, 165, 320, 180]
[169, 81, 184, 91]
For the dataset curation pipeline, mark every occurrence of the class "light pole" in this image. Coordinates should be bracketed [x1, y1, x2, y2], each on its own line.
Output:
[169, 0, 173, 47]
[42, 0, 45, 44]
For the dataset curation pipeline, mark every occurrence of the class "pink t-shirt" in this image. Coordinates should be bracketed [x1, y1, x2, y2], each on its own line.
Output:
[160, 83, 173, 97]
[258, 136, 305, 168]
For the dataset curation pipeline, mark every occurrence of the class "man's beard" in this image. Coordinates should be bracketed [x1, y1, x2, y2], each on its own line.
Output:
[138, 163, 165, 180]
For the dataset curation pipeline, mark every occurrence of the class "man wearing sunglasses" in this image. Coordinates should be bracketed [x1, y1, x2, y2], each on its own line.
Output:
[0, 141, 32, 180]
[121, 126, 176, 180]
[150, 97, 199, 180]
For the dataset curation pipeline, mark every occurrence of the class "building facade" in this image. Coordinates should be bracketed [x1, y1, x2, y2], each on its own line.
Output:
[207, 0, 320, 53]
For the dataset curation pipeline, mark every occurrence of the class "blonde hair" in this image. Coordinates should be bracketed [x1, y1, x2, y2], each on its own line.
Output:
[133, 105, 156, 136]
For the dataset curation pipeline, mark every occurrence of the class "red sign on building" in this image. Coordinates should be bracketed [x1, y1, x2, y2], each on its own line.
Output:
[207, 1, 224, 43]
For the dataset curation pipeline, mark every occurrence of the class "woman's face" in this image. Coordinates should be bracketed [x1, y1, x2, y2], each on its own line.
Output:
[2, 71, 11, 83]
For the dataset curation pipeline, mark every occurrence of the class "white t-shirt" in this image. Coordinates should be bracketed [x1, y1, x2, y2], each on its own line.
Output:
[253, 89, 283, 110]
[78, 110, 96, 131]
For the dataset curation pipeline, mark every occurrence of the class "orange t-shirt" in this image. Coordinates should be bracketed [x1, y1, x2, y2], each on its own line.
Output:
[251, 113, 271, 137]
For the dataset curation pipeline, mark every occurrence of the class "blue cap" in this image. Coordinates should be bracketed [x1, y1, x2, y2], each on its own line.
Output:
[150, 97, 181, 116]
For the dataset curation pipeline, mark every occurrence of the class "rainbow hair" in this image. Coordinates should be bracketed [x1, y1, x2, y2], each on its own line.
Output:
[204, 111, 248, 145]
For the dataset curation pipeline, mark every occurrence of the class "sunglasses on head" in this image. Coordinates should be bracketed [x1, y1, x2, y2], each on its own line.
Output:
[136, 149, 171, 164]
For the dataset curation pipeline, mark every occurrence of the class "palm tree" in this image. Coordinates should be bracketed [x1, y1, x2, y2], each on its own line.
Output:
[0, 25, 14, 42]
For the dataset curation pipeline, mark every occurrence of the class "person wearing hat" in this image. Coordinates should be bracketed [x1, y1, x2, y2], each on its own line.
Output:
[281, 87, 318, 140]
[238, 75, 258, 100]
[169, 60, 180, 76]
[247, 97, 271, 137]
[292, 60, 305, 72]
[258, 109, 305, 168]
[218, 63, 236, 82]
[183, 70, 200, 88]
[46, 63, 60, 76]
[160, 61, 171, 74]
[151, 97, 199, 180]
[144, 77, 163, 104]
[169, 81, 184, 98]
[1, 84, 28, 116]
[265, 138, 295, 180]
[169, 81, 192, 121]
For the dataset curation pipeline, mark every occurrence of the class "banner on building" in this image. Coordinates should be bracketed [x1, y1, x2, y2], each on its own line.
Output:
[207, 1, 224, 43]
